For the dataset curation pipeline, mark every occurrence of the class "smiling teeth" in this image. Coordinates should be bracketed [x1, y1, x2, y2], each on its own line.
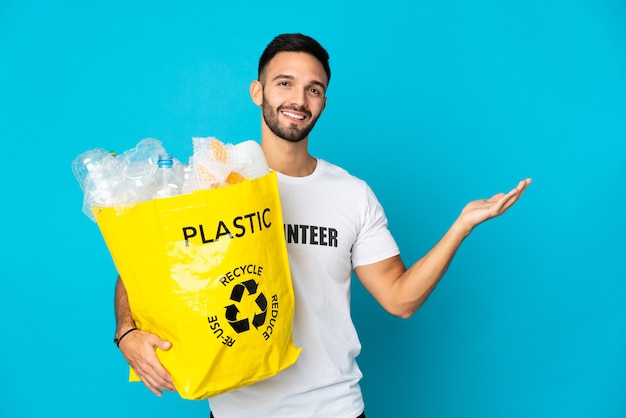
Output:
[282, 111, 305, 120]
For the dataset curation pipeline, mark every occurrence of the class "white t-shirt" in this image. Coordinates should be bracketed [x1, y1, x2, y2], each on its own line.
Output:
[209, 159, 400, 418]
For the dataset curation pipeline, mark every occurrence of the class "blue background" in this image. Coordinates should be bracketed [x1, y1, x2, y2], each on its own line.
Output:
[1, 0, 625, 417]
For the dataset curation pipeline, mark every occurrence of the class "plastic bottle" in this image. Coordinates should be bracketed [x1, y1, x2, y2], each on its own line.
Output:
[72, 148, 117, 192]
[148, 154, 184, 198]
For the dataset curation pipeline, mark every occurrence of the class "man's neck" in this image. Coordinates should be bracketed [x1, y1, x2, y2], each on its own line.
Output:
[261, 133, 317, 177]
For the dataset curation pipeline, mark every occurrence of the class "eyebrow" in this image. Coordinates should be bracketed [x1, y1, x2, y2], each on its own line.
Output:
[272, 74, 327, 92]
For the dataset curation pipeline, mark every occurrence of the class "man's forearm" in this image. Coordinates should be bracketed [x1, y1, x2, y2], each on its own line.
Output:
[396, 219, 471, 316]
[114, 277, 136, 337]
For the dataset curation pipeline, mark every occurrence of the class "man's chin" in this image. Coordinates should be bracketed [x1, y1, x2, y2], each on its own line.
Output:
[275, 127, 309, 143]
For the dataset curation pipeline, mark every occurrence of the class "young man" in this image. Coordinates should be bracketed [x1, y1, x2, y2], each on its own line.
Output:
[114, 33, 531, 417]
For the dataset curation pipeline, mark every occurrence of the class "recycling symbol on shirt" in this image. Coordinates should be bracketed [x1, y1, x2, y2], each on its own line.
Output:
[224, 279, 267, 333]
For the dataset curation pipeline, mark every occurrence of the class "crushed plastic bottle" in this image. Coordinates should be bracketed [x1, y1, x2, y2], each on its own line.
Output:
[72, 148, 118, 192]
[148, 154, 184, 198]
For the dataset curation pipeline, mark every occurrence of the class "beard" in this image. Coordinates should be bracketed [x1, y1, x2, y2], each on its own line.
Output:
[261, 99, 320, 143]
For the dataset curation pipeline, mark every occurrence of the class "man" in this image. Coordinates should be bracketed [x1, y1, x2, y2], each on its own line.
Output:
[114, 33, 531, 417]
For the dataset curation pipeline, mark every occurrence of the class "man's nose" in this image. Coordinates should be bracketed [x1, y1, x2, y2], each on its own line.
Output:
[289, 88, 306, 107]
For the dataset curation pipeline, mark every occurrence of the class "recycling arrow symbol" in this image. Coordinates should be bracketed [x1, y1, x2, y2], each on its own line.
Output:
[224, 279, 267, 333]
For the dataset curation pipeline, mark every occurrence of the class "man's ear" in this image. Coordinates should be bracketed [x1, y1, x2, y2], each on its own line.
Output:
[249, 80, 263, 106]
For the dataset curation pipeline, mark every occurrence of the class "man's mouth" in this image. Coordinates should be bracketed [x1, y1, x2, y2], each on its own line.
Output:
[280, 109, 308, 121]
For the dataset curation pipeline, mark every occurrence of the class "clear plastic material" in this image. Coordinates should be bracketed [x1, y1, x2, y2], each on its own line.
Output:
[148, 154, 184, 198]
[232, 140, 270, 180]
[73, 137, 270, 222]
[183, 137, 269, 193]
[72, 148, 117, 192]
[72, 138, 169, 220]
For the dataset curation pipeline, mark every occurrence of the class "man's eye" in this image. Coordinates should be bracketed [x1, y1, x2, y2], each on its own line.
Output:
[279, 81, 289, 86]
[310, 88, 320, 95]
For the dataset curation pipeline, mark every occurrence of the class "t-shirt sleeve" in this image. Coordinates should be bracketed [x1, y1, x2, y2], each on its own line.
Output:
[350, 183, 400, 268]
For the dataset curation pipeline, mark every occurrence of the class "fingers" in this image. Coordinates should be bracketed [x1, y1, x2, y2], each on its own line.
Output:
[487, 192, 506, 203]
[458, 178, 531, 228]
[144, 332, 172, 351]
[511, 178, 532, 196]
[138, 359, 176, 396]
[142, 371, 168, 397]
[495, 178, 532, 215]
[144, 335, 175, 390]
[518, 178, 532, 196]
[118, 330, 176, 396]
[134, 360, 176, 396]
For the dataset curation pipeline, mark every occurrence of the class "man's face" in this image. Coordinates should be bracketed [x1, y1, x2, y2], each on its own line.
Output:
[258, 52, 328, 143]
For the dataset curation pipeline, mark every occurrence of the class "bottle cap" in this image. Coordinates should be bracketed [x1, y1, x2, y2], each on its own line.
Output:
[157, 154, 174, 168]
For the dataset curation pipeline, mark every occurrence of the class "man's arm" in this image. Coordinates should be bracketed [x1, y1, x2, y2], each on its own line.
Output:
[114, 277, 176, 396]
[355, 178, 531, 318]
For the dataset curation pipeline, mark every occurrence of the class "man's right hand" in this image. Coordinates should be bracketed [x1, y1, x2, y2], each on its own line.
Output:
[117, 329, 176, 396]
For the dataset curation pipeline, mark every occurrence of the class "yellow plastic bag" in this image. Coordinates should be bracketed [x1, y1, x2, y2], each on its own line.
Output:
[95, 171, 301, 400]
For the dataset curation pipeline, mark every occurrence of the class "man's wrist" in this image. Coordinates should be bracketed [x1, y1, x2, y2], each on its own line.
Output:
[115, 318, 137, 338]
[450, 218, 474, 240]
[113, 327, 139, 347]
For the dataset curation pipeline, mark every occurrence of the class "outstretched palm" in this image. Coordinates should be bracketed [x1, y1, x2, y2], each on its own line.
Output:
[459, 178, 532, 229]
